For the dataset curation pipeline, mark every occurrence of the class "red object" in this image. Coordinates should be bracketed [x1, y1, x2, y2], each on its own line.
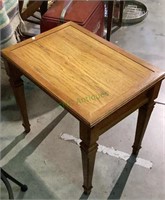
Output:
[41, 0, 104, 37]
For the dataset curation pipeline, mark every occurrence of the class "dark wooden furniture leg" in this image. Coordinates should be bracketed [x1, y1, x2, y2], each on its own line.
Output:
[106, 1, 124, 41]
[40, 0, 48, 16]
[119, 1, 124, 27]
[106, 0, 114, 41]
[132, 81, 162, 155]
[80, 122, 99, 194]
[5, 62, 30, 133]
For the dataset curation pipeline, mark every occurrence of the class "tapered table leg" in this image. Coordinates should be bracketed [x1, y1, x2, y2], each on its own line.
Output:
[132, 82, 162, 155]
[5, 62, 30, 133]
[80, 122, 98, 194]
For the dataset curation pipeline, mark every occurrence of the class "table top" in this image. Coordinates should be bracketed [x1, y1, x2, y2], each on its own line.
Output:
[2, 22, 164, 127]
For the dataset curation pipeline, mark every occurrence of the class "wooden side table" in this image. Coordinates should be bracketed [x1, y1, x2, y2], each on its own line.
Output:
[2, 22, 164, 194]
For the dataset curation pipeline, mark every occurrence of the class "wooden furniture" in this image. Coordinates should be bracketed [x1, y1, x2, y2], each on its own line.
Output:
[17, 0, 48, 40]
[2, 22, 164, 194]
[106, 0, 124, 41]
[19, 0, 48, 20]
[40, 0, 104, 37]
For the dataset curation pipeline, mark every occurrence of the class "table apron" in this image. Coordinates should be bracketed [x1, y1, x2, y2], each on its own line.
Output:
[92, 91, 150, 137]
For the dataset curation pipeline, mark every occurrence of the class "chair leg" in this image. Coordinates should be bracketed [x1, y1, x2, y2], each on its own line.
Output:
[106, 1, 114, 41]
[106, 1, 124, 41]
[1, 172, 14, 199]
[1, 168, 28, 199]
[119, 1, 124, 27]
[40, 1, 48, 16]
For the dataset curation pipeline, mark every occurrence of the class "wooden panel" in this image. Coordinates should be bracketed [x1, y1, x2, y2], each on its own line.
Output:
[2, 22, 165, 126]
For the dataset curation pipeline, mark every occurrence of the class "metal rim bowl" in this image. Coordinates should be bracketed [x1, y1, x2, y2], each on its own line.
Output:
[122, 0, 148, 25]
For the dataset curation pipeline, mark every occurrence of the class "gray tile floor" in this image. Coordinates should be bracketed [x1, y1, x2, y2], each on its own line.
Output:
[1, 0, 165, 199]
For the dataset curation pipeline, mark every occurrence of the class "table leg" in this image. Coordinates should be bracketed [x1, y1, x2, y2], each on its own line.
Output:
[80, 122, 98, 194]
[132, 82, 162, 155]
[5, 62, 30, 133]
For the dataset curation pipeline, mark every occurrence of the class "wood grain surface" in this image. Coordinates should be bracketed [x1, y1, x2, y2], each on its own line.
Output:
[2, 22, 165, 126]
